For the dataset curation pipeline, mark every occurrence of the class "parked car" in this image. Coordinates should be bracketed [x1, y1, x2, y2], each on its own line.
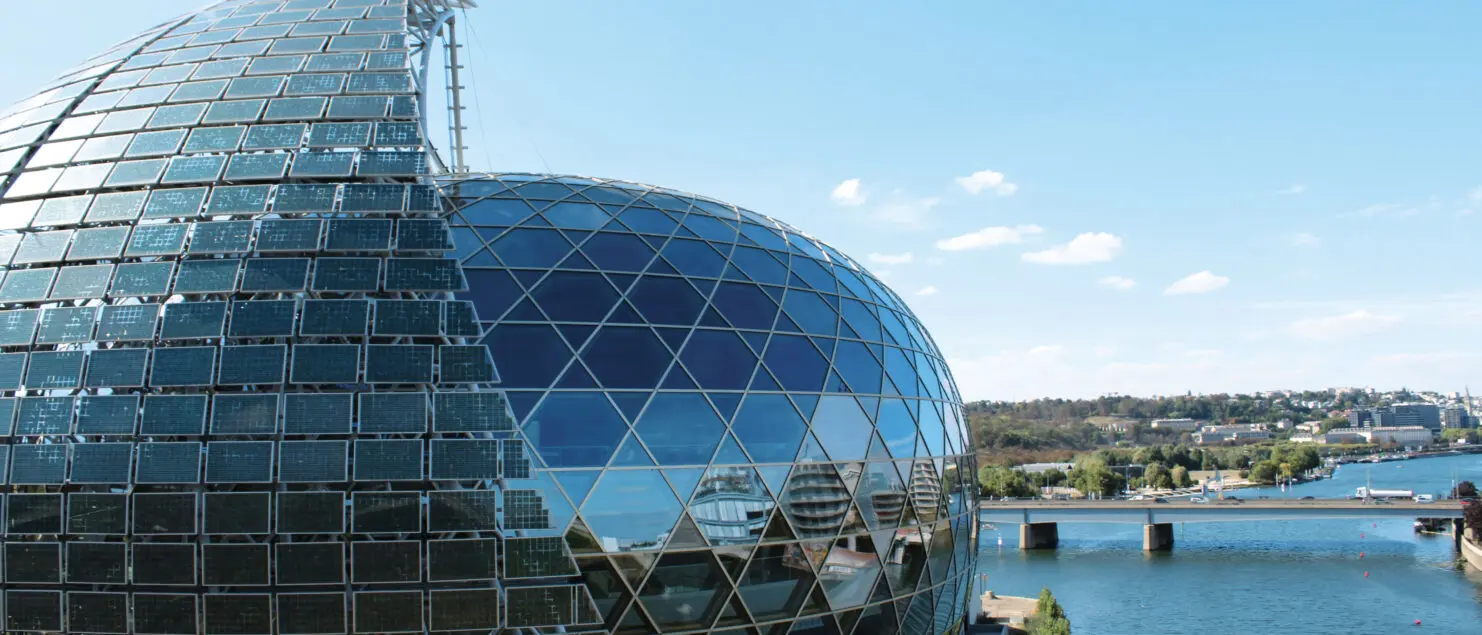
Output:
[1189, 497, 1208, 503]
[1129, 494, 1148, 501]
[1300, 496, 1316, 500]
[1153, 497, 1170, 504]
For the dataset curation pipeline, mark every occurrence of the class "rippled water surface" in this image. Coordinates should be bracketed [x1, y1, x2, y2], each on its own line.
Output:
[975, 454, 1482, 634]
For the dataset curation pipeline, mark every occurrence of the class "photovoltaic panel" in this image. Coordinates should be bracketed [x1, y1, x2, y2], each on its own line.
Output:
[357, 150, 425, 176]
[427, 539, 498, 581]
[278, 440, 347, 482]
[356, 392, 425, 433]
[49, 264, 114, 299]
[505, 587, 579, 628]
[8, 493, 62, 533]
[182, 125, 247, 153]
[6, 590, 62, 632]
[352, 439, 421, 481]
[364, 344, 432, 384]
[427, 490, 498, 532]
[22, 351, 84, 389]
[95, 303, 160, 342]
[132, 543, 196, 584]
[200, 99, 266, 125]
[255, 219, 321, 251]
[263, 96, 327, 121]
[366, 51, 407, 71]
[247, 55, 306, 76]
[141, 186, 207, 218]
[396, 218, 452, 251]
[160, 301, 226, 339]
[133, 594, 198, 634]
[140, 394, 207, 435]
[203, 492, 271, 534]
[502, 440, 531, 479]
[134, 442, 203, 483]
[12, 230, 73, 264]
[276, 491, 344, 534]
[277, 593, 346, 635]
[105, 158, 167, 186]
[132, 493, 198, 536]
[6, 541, 62, 582]
[350, 491, 419, 533]
[35, 306, 98, 344]
[310, 257, 378, 291]
[210, 393, 279, 433]
[305, 52, 363, 71]
[75, 395, 139, 434]
[31, 194, 93, 227]
[172, 259, 240, 293]
[373, 121, 418, 146]
[370, 300, 437, 336]
[385, 258, 466, 291]
[285, 73, 346, 96]
[308, 121, 371, 147]
[433, 392, 514, 432]
[282, 392, 352, 434]
[299, 299, 368, 335]
[289, 151, 354, 177]
[289, 344, 358, 383]
[241, 122, 305, 149]
[324, 218, 392, 251]
[188, 220, 254, 253]
[353, 591, 422, 635]
[202, 544, 269, 585]
[149, 346, 217, 386]
[217, 344, 287, 384]
[124, 223, 189, 255]
[223, 152, 290, 180]
[207, 184, 272, 215]
[83, 349, 148, 388]
[0, 309, 39, 345]
[239, 257, 310, 291]
[351, 541, 420, 583]
[83, 190, 148, 223]
[15, 396, 75, 434]
[228, 300, 296, 336]
[205, 441, 274, 483]
[0, 267, 57, 302]
[340, 183, 404, 212]
[125, 128, 187, 156]
[273, 183, 338, 212]
[0, 352, 23, 389]
[276, 543, 344, 586]
[65, 226, 130, 260]
[326, 95, 386, 118]
[67, 494, 128, 536]
[11, 444, 68, 483]
[108, 261, 174, 296]
[439, 345, 497, 383]
[68, 442, 134, 484]
[444, 300, 481, 337]
[66, 543, 127, 583]
[67, 593, 130, 635]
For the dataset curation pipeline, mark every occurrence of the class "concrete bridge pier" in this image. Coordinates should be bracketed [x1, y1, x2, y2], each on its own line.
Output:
[1019, 523, 1058, 550]
[1143, 523, 1174, 551]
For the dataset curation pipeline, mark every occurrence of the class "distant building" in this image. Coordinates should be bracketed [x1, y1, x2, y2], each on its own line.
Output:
[1442, 405, 1469, 429]
[1087, 417, 1136, 433]
[1317, 431, 1366, 445]
[1194, 424, 1271, 445]
[1150, 418, 1199, 431]
[1349, 409, 1374, 428]
[1017, 462, 1075, 474]
[1358, 426, 1433, 447]
[1371, 409, 1396, 427]
[1392, 403, 1441, 431]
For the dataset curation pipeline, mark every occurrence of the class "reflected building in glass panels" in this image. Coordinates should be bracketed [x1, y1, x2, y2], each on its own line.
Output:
[0, 0, 976, 633]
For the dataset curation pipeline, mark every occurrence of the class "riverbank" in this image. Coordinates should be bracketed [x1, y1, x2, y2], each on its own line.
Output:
[1464, 532, 1482, 572]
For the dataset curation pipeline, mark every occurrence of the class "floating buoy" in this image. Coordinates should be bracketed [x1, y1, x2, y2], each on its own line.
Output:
[1361, 532, 1365, 539]
[1364, 571, 1369, 577]
[1373, 523, 1378, 528]
[1415, 619, 1422, 626]
[1359, 552, 1364, 558]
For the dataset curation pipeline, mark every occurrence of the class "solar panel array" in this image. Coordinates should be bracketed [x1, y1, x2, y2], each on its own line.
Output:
[0, 1, 597, 633]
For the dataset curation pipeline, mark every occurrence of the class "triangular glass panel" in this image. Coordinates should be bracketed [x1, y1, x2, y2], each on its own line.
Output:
[795, 432, 829, 462]
[858, 464, 906, 532]
[557, 250, 597, 270]
[610, 554, 657, 593]
[735, 545, 816, 623]
[637, 551, 729, 632]
[797, 582, 831, 617]
[834, 463, 862, 495]
[556, 324, 598, 350]
[856, 597, 898, 634]
[585, 470, 683, 553]
[511, 269, 547, 290]
[663, 467, 706, 502]
[609, 392, 651, 423]
[760, 284, 784, 301]
[606, 272, 639, 293]
[856, 396, 879, 419]
[654, 327, 691, 352]
[789, 614, 840, 635]
[835, 609, 862, 635]
[865, 431, 891, 462]
[615, 599, 658, 635]
[712, 591, 754, 629]
[756, 465, 790, 498]
[811, 337, 836, 358]
[556, 362, 599, 388]
[760, 510, 796, 542]
[867, 569, 895, 603]
[749, 365, 782, 391]
[722, 263, 752, 281]
[576, 556, 632, 622]
[502, 391, 543, 423]
[706, 393, 742, 421]
[554, 470, 603, 508]
[464, 249, 500, 267]
[606, 301, 645, 324]
[646, 258, 680, 276]
[505, 296, 547, 321]
[640, 234, 667, 249]
[559, 229, 594, 244]
[665, 514, 709, 549]
[609, 433, 656, 467]
[565, 516, 602, 555]
[739, 331, 769, 355]
[712, 432, 749, 464]
[837, 501, 868, 536]
[789, 393, 819, 419]
[699, 306, 729, 327]
[773, 312, 802, 333]
[837, 320, 861, 340]
[712, 546, 754, 584]
[824, 371, 849, 394]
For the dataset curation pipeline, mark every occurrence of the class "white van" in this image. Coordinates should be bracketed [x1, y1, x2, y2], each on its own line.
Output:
[1413, 494, 1434, 503]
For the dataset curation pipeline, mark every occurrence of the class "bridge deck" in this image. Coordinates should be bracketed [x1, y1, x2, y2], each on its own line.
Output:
[978, 499, 1465, 524]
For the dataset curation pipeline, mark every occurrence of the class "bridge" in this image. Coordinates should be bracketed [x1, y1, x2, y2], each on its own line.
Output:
[978, 499, 1467, 551]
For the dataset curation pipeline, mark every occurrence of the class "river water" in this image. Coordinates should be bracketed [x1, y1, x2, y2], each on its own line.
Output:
[976, 453, 1482, 634]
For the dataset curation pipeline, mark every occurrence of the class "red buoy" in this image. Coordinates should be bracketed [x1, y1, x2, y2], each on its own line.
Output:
[1415, 619, 1422, 626]
[1364, 571, 1369, 577]
[1359, 552, 1364, 558]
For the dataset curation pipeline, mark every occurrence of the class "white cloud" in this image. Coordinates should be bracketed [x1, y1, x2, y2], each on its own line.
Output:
[867, 252, 913, 265]
[1290, 232, 1321, 248]
[1099, 276, 1136, 290]
[1277, 184, 1307, 195]
[1289, 309, 1399, 341]
[1027, 344, 1065, 357]
[935, 224, 1043, 251]
[1092, 345, 1118, 358]
[954, 169, 1019, 196]
[1164, 271, 1229, 295]
[1021, 232, 1122, 265]
[915, 285, 938, 297]
[829, 178, 866, 206]
[874, 194, 941, 228]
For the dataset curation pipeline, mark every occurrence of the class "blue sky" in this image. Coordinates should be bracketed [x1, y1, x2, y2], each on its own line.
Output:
[2, 1, 1480, 400]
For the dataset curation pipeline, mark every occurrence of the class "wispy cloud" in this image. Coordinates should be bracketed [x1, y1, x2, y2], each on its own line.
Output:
[1099, 275, 1136, 290]
[935, 224, 1043, 251]
[1344, 203, 1420, 219]
[1021, 232, 1122, 265]
[1277, 184, 1307, 195]
[829, 178, 866, 206]
[954, 169, 1018, 196]
[1289, 309, 1399, 340]
[873, 193, 942, 228]
[867, 252, 913, 265]
[915, 285, 939, 297]
[1290, 232, 1321, 248]
[1164, 271, 1229, 295]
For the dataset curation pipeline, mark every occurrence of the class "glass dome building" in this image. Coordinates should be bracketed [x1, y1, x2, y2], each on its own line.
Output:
[0, 0, 976, 633]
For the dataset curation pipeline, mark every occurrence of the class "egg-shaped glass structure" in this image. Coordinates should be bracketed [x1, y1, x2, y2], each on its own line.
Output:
[445, 173, 979, 634]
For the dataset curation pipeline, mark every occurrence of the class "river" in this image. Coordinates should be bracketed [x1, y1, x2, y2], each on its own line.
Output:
[975, 453, 1482, 634]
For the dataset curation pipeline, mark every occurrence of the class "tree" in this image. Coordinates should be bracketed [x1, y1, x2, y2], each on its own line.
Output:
[1442, 428, 1481, 444]
[1248, 461, 1278, 485]
[1464, 501, 1482, 540]
[1171, 465, 1191, 488]
[1143, 463, 1166, 491]
[1031, 588, 1072, 635]
[1455, 480, 1477, 499]
[1043, 468, 1068, 487]
[978, 466, 1036, 499]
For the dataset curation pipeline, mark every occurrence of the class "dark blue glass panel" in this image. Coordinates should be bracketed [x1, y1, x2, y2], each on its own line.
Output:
[217, 344, 287, 385]
[615, 207, 677, 234]
[531, 272, 616, 322]
[679, 329, 756, 390]
[83, 349, 148, 388]
[283, 393, 353, 434]
[522, 392, 625, 468]
[149, 346, 217, 386]
[711, 282, 777, 330]
[810, 396, 873, 461]
[632, 392, 725, 466]
[482, 324, 569, 389]
[661, 239, 727, 278]
[728, 246, 788, 285]
[874, 398, 918, 459]
[290, 344, 359, 383]
[579, 326, 671, 389]
[762, 335, 828, 392]
[491, 229, 572, 268]
[580, 232, 655, 271]
[781, 289, 838, 336]
[75, 395, 139, 434]
[629, 276, 705, 326]
[680, 213, 737, 242]
[359, 392, 426, 433]
[140, 395, 207, 435]
[228, 300, 297, 337]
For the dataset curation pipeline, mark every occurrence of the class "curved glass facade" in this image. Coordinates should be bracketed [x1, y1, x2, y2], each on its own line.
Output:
[445, 173, 978, 634]
[0, 1, 975, 634]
